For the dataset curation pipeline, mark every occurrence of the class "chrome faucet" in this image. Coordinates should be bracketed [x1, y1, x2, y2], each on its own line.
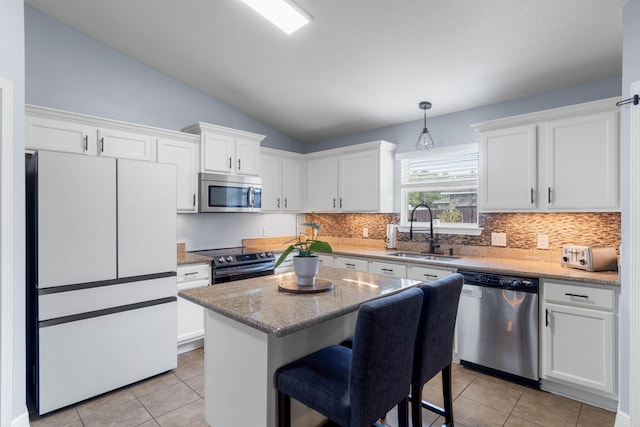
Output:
[409, 204, 439, 254]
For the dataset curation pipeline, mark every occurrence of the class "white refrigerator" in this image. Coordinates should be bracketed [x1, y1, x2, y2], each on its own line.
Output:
[26, 150, 177, 415]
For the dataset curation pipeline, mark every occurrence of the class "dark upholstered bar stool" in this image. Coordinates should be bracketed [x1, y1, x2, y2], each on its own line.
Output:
[275, 288, 423, 427]
[410, 273, 463, 427]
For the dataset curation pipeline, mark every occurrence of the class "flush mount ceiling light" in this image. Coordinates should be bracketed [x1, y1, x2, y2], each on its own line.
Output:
[416, 101, 436, 151]
[238, 0, 312, 35]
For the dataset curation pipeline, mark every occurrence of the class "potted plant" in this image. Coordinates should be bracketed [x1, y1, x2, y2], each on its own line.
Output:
[275, 216, 332, 286]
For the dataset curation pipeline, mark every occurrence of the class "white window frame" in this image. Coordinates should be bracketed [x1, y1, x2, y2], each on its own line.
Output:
[397, 143, 483, 236]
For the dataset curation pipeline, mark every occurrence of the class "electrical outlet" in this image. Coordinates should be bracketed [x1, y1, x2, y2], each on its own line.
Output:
[362, 228, 369, 238]
[491, 232, 507, 247]
[262, 226, 268, 237]
[537, 234, 549, 249]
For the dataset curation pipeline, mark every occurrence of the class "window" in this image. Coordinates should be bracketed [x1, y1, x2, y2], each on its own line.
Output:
[399, 143, 478, 230]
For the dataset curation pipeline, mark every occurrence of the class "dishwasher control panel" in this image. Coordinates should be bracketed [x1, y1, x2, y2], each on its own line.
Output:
[457, 270, 539, 292]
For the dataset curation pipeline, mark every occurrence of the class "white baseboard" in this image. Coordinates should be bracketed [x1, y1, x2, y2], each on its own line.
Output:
[12, 410, 29, 427]
[614, 409, 630, 427]
[177, 338, 204, 354]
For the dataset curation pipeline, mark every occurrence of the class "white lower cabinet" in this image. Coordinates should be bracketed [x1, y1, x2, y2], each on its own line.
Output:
[407, 265, 456, 283]
[369, 261, 407, 278]
[334, 256, 368, 272]
[318, 254, 335, 268]
[541, 280, 618, 403]
[177, 263, 211, 352]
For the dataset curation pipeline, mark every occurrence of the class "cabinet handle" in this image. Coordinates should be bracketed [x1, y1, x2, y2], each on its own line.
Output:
[100, 137, 104, 153]
[545, 309, 549, 327]
[345, 263, 355, 269]
[228, 157, 232, 169]
[530, 188, 534, 204]
[284, 198, 288, 208]
[340, 198, 343, 208]
[238, 158, 241, 170]
[184, 272, 199, 276]
[565, 293, 589, 299]
[423, 273, 438, 279]
[193, 193, 196, 208]
[84, 135, 88, 152]
[333, 198, 336, 208]
[381, 268, 394, 274]
[548, 187, 552, 204]
[277, 198, 280, 208]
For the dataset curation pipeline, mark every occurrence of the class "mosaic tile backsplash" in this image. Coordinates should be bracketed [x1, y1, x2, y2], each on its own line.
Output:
[307, 212, 621, 261]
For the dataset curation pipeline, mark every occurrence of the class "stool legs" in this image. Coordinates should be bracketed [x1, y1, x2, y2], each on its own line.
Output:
[277, 391, 291, 427]
[410, 365, 455, 427]
[442, 364, 454, 426]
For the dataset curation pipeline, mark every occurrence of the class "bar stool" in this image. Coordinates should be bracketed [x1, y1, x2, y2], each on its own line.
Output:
[275, 288, 423, 427]
[410, 273, 463, 427]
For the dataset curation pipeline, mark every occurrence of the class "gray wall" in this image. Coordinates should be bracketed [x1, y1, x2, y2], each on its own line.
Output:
[0, 0, 26, 421]
[307, 77, 621, 154]
[24, 6, 305, 153]
[619, 0, 640, 417]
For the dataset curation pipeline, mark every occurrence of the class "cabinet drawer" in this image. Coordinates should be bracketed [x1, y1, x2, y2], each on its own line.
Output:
[407, 265, 456, 283]
[177, 263, 211, 283]
[334, 256, 368, 272]
[369, 261, 407, 278]
[543, 281, 615, 311]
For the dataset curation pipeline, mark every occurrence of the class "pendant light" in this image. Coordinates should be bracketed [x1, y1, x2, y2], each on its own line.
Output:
[416, 101, 436, 151]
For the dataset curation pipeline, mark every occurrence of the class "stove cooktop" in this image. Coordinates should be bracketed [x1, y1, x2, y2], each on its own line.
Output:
[193, 247, 275, 268]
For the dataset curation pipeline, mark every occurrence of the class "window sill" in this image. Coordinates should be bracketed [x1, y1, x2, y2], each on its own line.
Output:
[397, 224, 483, 236]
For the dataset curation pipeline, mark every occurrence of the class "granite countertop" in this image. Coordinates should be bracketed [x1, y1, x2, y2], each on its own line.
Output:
[178, 266, 422, 337]
[178, 252, 213, 265]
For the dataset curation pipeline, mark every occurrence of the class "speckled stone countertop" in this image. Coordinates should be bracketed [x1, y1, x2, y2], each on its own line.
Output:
[244, 244, 620, 287]
[177, 252, 213, 265]
[179, 266, 422, 337]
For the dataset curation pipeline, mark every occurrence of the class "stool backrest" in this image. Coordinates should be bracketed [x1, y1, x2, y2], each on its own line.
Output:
[413, 273, 464, 386]
[349, 287, 423, 426]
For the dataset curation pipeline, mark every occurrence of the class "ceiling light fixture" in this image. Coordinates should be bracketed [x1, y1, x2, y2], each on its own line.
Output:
[239, 0, 312, 35]
[416, 101, 436, 151]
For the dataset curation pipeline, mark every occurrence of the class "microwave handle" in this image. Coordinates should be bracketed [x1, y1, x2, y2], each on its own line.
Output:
[248, 187, 255, 208]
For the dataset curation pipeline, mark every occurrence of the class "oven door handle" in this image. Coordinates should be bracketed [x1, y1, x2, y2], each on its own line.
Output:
[214, 263, 274, 278]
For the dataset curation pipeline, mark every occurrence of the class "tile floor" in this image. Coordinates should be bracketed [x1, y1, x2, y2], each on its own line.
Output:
[30, 348, 616, 427]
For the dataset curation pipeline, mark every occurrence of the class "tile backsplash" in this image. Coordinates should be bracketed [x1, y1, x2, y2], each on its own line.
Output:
[308, 212, 621, 261]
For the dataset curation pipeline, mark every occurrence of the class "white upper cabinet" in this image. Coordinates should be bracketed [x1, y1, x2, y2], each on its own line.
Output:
[306, 141, 396, 213]
[157, 135, 200, 213]
[260, 150, 304, 212]
[474, 97, 620, 212]
[97, 127, 154, 161]
[26, 114, 97, 155]
[183, 122, 265, 176]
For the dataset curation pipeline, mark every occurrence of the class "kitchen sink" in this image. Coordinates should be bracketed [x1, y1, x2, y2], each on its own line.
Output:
[387, 252, 460, 261]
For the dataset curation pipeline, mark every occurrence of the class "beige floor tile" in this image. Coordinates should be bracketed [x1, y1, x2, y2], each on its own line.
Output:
[129, 372, 181, 398]
[137, 381, 201, 418]
[29, 407, 81, 427]
[577, 404, 616, 427]
[420, 383, 445, 408]
[461, 377, 523, 413]
[155, 399, 209, 427]
[504, 414, 545, 426]
[174, 350, 205, 381]
[511, 388, 581, 427]
[136, 421, 160, 426]
[382, 403, 438, 427]
[453, 395, 510, 427]
[75, 387, 137, 419]
[81, 399, 153, 427]
[185, 374, 205, 398]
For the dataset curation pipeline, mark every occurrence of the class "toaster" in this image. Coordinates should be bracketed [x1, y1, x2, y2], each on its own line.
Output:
[561, 245, 618, 272]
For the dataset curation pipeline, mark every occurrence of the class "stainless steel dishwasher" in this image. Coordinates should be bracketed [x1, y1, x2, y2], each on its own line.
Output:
[456, 270, 540, 387]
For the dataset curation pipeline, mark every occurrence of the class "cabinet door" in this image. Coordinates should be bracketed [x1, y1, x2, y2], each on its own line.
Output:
[37, 151, 117, 288]
[235, 138, 260, 175]
[259, 154, 282, 212]
[157, 137, 199, 212]
[542, 302, 616, 395]
[202, 132, 234, 173]
[318, 254, 334, 267]
[26, 116, 97, 155]
[480, 125, 537, 211]
[282, 158, 302, 212]
[117, 160, 176, 277]
[307, 156, 338, 212]
[98, 128, 153, 161]
[544, 111, 618, 210]
[334, 256, 368, 272]
[407, 265, 455, 283]
[339, 150, 379, 212]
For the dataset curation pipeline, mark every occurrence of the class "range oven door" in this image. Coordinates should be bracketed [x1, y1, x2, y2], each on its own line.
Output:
[212, 262, 274, 284]
[199, 172, 262, 213]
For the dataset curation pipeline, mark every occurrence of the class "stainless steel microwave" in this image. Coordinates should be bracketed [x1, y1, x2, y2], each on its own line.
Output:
[199, 173, 262, 213]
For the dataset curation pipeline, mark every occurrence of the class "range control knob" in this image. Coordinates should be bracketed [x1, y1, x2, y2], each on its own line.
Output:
[579, 259, 587, 265]
[218, 257, 225, 263]
[260, 252, 266, 258]
[226, 256, 233, 262]
[562, 256, 569, 262]
[267, 252, 273, 257]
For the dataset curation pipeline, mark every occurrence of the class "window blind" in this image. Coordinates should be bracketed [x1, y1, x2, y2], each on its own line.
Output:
[401, 147, 478, 190]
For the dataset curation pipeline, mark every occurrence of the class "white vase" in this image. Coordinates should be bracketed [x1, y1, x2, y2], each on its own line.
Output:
[293, 255, 319, 286]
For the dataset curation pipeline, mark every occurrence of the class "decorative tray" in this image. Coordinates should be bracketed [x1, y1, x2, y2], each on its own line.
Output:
[278, 278, 334, 294]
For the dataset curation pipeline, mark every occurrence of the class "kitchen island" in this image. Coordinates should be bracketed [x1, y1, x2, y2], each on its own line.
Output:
[179, 266, 422, 427]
